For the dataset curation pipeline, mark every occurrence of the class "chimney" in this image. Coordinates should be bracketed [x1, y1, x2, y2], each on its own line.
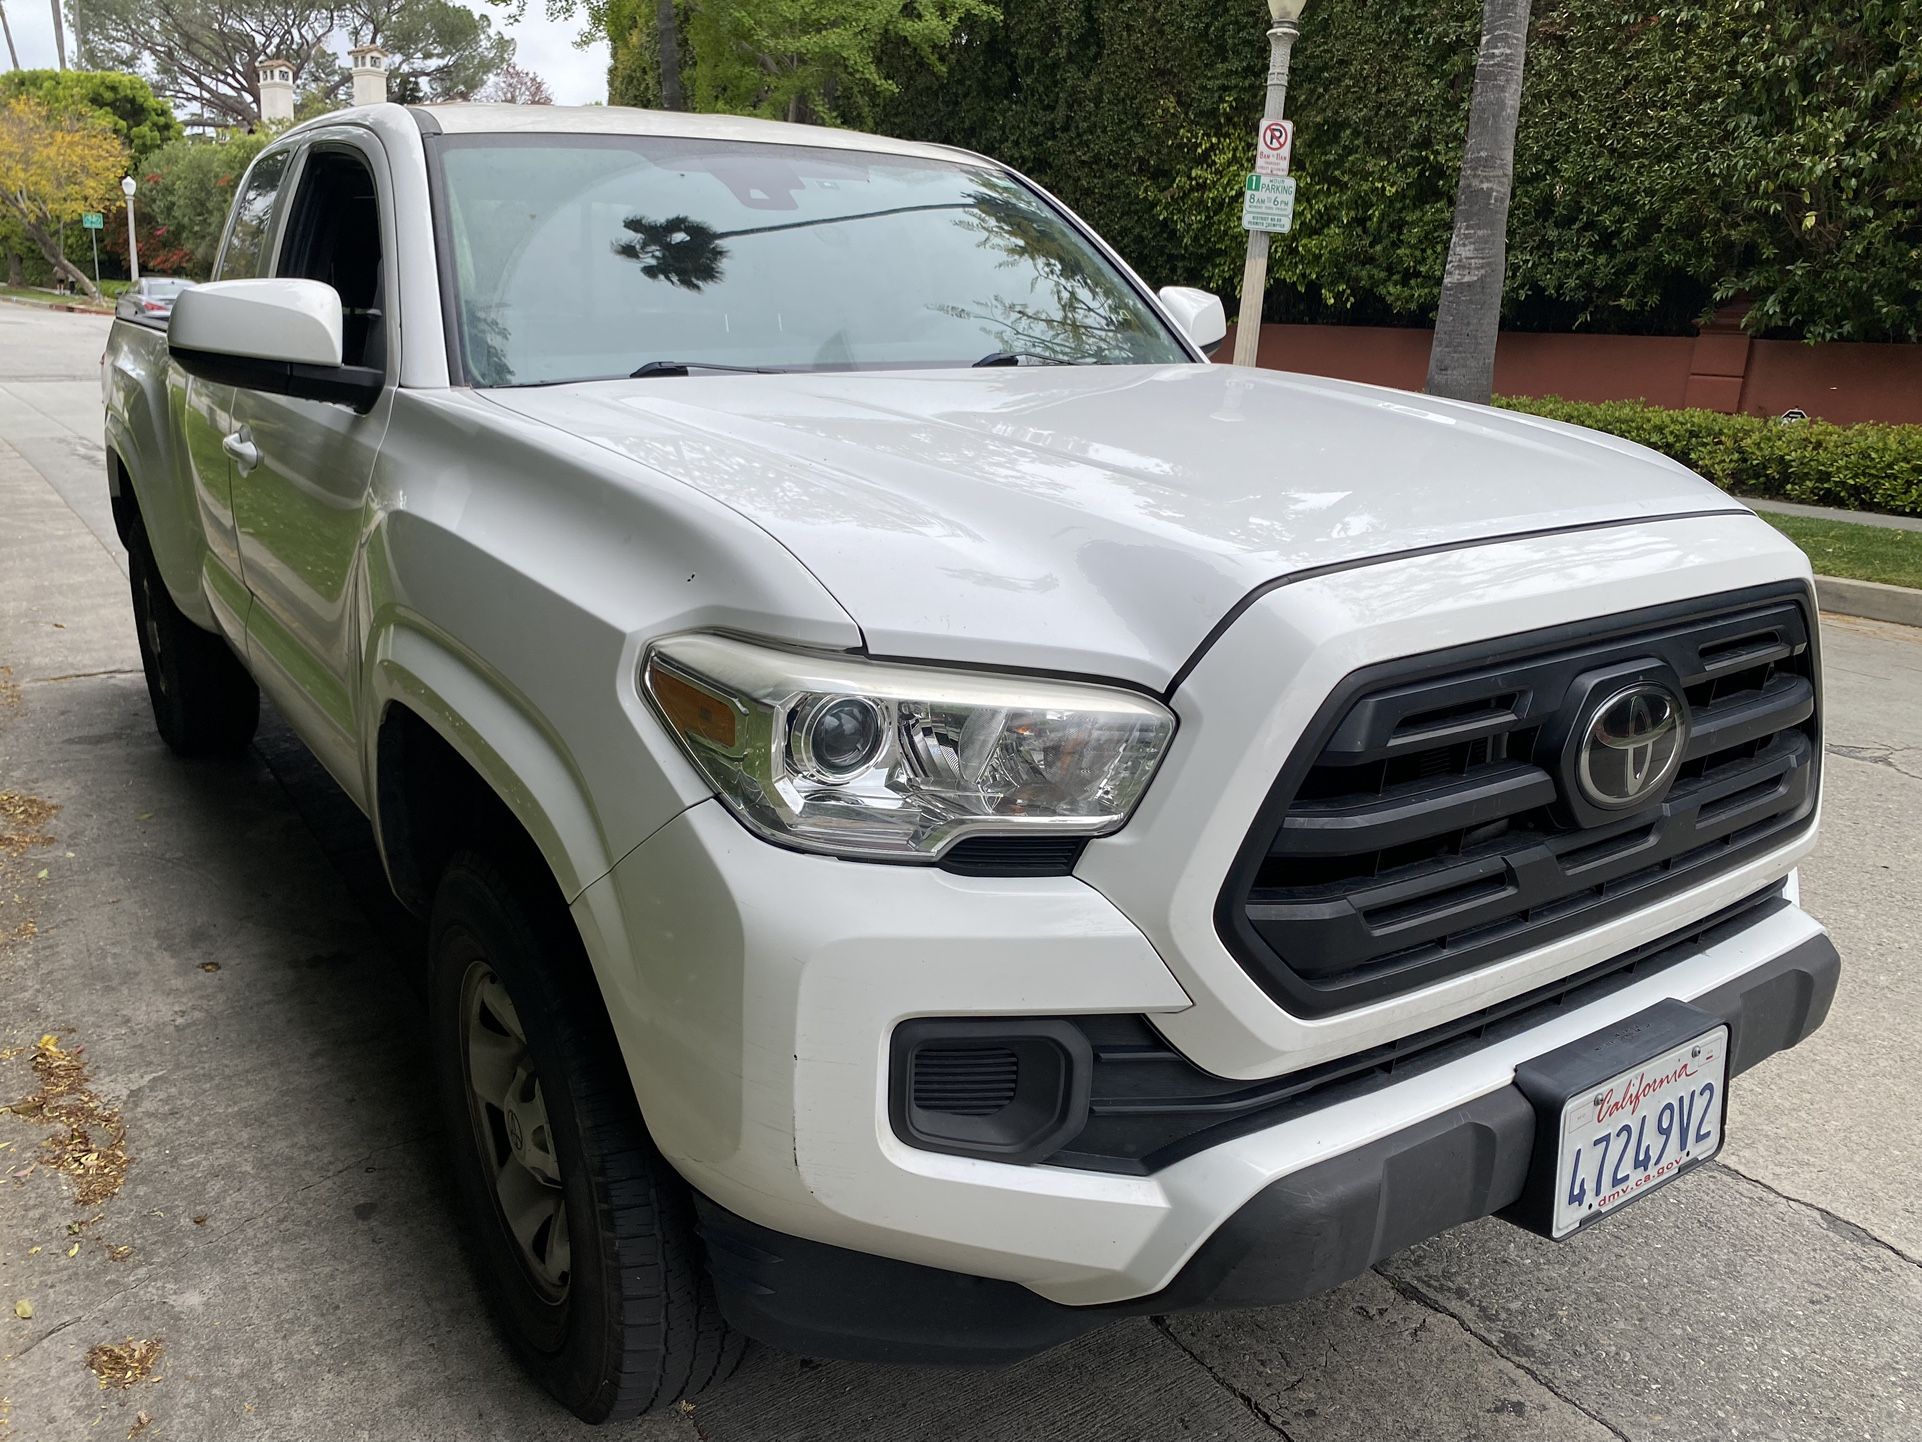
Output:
[257, 58, 296, 124]
[349, 43, 390, 106]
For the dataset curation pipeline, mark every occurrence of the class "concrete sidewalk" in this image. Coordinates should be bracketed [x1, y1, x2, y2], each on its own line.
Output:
[4, 304, 1920, 1441]
[1747, 496, 1922, 534]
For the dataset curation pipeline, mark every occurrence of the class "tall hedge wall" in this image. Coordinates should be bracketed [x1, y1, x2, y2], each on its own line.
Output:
[872, 1, 1922, 343]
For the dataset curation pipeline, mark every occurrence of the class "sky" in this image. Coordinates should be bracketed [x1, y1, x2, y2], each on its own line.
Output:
[0, 0, 611, 105]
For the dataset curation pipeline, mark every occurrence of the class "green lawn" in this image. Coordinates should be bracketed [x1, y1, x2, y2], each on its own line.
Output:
[0, 284, 111, 310]
[1759, 512, 1922, 590]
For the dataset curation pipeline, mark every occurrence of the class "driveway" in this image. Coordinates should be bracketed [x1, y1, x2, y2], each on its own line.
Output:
[3, 303, 1918, 1441]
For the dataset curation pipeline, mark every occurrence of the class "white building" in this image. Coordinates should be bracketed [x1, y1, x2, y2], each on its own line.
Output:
[257, 58, 296, 124]
[350, 44, 391, 107]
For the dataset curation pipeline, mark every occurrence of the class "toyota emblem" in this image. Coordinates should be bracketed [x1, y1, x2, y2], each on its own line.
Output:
[1575, 682, 1689, 809]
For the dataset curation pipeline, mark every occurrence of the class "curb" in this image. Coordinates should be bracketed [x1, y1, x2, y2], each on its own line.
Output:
[0, 294, 112, 316]
[1815, 575, 1922, 628]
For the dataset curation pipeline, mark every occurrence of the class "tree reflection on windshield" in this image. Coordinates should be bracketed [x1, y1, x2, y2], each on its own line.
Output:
[936, 188, 1165, 365]
[611, 214, 729, 291]
[610, 184, 1155, 366]
[441, 135, 1187, 385]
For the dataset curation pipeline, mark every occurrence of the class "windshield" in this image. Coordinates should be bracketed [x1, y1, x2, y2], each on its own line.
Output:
[431, 135, 1188, 386]
[143, 279, 191, 297]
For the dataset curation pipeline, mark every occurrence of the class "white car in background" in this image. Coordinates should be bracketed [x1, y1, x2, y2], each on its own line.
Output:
[112, 276, 195, 323]
[100, 103, 1837, 1422]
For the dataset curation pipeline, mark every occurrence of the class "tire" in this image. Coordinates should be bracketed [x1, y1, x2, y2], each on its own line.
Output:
[428, 850, 741, 1422]
[125, 512, 258, 757]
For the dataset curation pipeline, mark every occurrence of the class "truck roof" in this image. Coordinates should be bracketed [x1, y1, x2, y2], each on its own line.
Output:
[400, 102, 988, 169]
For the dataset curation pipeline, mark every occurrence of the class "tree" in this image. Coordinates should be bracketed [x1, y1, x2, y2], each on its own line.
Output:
[591, 0, 995, 123]
[1425, 0, 1532, 403]
[653, 0, 682, 107]
[478, 58, 553, 103]
[81, 0, 336, 124]
[601, 0, 677, 107]
[0, 69, 181, 166]
[0, 96, 126, 298]
[319, 0, 513, 104]
[679, 0, 995, 125]
[81, 0, 511, 124]
[2, 4, 20, 71]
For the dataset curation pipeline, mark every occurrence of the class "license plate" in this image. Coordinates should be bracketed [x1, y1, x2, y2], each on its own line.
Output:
[1549, 1024, 1728, 1238]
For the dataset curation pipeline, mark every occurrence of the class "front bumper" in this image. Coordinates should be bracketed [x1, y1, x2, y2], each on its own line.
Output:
[575, 796, 1833, 1309]
[694, 914, 1838, 1365]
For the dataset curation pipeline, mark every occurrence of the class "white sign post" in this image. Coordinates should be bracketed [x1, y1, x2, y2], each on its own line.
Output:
[82, 210, 104, 291]
[1230, 0, 1308, 368]
[1255, 117, 1293, 177]
[1241, 173, 1298, 234]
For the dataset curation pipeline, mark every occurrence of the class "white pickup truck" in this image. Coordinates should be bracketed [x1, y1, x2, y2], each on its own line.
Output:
[102, 103, 1837, 1422]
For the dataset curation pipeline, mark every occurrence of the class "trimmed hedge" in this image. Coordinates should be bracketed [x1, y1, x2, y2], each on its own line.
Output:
[1496, 397, 1922, 520]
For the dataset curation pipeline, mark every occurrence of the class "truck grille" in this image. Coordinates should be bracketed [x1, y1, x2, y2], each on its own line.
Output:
[1216, 585, 1819, 1017]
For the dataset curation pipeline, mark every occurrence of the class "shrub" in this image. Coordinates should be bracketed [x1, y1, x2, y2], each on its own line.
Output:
[140, 132, 272, 279]
[1496, 397, 1922, 519]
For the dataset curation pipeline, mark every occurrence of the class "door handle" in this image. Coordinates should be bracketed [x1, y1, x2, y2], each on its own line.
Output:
[222, 428, 260, 472]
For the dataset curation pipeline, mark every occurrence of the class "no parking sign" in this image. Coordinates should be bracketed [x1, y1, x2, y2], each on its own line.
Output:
[1255, 117, 1293, 177]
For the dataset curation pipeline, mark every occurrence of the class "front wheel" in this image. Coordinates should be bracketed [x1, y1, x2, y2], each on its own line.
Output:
[428, 851, 740, 1422]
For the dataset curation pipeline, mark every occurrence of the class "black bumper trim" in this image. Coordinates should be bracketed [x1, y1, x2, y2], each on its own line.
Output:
[697, 926, 1838, 1365]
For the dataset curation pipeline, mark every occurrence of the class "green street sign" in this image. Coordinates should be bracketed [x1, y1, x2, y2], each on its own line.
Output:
[81, 211, 105, 230]
[1240, 173, 1297, 234]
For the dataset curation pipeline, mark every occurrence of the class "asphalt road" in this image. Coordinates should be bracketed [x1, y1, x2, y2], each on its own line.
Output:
[3, 303, 1919, 1442]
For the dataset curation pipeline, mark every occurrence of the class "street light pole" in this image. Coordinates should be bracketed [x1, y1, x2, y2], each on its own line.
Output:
[1232, 0, 1307, 368]
[121, 175, 138, 284]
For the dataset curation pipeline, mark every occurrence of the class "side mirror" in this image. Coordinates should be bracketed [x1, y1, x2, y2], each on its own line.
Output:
[169, 278, 382, 411]
[1158, 286, 1228, 358]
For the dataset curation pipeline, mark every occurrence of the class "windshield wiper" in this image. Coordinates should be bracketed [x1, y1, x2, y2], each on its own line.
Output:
[972, 350, 1079, 368]
[630, 360, 788, 377]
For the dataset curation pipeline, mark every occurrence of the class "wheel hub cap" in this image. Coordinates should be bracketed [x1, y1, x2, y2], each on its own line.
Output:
[462, 965, 570, 1300]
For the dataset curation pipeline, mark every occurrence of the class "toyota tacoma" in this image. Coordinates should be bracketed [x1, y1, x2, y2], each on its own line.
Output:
[100, 103, 1837, 1422]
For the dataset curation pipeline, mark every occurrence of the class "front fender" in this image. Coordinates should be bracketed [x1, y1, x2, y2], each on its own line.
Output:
[367, 619, 623, 902]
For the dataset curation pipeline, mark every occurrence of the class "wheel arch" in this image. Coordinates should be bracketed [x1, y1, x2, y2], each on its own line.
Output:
[369, 624, 611, 913]
[105, 444, 141, 550]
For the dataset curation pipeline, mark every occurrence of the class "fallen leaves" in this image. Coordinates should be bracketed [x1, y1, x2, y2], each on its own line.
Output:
[127, 1410, 153, 1440]
[0, 790, 58, 949]
[197, 962, 219, 974]
[0, 792, 57, 856]
[4, 1034, 131, 1208]
[13, 1297, 30, 1319]
[85, 1337, 164, 1389]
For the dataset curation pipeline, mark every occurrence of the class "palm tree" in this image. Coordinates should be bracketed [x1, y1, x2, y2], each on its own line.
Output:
[1, 1, 20, 69]
[654, 0, 683, 109]
[1424, 0, 1532, 404]
[47, 0, 65, 67]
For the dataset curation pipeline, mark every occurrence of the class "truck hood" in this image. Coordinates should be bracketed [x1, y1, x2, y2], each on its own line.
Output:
[485, 364, 1744, 690]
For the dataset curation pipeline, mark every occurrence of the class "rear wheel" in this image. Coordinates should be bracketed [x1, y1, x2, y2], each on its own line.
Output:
[428, 851, 741, 1422]
[125, 514, 258, 756]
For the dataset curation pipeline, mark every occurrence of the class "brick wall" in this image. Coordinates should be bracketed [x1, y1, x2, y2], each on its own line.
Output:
[1223, 318, 1922, 425]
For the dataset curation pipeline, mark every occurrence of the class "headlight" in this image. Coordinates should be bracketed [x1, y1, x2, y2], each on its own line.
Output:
[641, 634, 1176, 861]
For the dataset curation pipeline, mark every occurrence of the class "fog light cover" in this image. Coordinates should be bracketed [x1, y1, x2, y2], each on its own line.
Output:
[890, 1019, 1092, 1164]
